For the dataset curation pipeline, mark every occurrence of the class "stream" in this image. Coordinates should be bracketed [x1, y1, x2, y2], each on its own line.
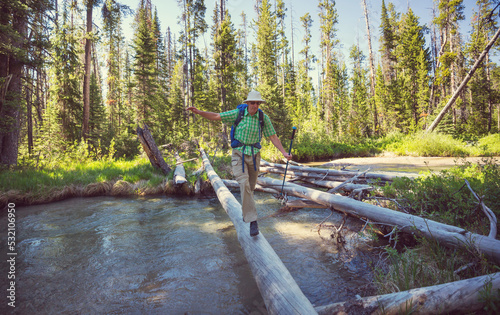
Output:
[1, 193, 382, 314]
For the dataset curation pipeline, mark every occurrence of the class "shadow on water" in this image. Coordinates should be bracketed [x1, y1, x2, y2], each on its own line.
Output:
[0, 194, 382, 314]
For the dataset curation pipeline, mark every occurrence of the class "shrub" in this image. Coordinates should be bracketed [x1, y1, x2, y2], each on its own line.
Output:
[380, 158, 500, 236]
[478, 134, 500, 155]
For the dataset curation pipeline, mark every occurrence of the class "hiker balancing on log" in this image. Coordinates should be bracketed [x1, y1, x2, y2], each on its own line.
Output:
[187, 90, 292, 237]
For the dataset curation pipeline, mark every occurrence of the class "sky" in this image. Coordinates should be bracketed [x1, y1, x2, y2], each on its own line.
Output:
[114, 0, 482, 81]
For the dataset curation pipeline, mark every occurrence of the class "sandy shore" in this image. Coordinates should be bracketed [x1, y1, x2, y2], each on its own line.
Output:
[319, 156, 500, 174]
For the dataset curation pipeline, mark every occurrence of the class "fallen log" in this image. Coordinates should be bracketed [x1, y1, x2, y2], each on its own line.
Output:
[299, 177, 373, 192]
[257, 177, 500, 264]
[261, 160, 416, 181]
[173, 152, 187, 185]
[222, 179, 280, 195]
[261, 166, 359, 183]
[137, 124, 171, 175]
[223, 179, 327, 209]
[315, 272, 500, 315]
[285, 199, 328, 209]
[465, 179, 497, 239]
[200, 148, 317, 315]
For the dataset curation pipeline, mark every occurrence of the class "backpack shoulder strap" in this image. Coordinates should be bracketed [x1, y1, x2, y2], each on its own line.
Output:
[234, 104, 247, 127]
[258, 109, 264, 129]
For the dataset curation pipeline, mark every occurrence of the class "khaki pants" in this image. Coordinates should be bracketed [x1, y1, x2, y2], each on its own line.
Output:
[231, 149, 261, 223]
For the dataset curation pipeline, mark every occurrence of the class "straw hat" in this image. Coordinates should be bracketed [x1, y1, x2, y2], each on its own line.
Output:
[243, 90, 266, 104]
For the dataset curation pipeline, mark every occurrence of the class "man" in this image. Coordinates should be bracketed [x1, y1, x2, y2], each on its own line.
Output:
[187, 90, 292, 237]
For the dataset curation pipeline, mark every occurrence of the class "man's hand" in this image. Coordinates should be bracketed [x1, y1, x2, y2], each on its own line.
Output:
[283, 152, 292, 160]
[186, 107, 199, 114]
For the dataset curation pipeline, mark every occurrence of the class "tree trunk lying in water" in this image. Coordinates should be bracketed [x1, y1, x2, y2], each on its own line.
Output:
[136, 124, 171, 175]
[257, 177, 500, 264]
[297, 177, 373, 192]
[173, 152, 187, 185]
[261, 160, 416, 182]
[200, 148, 317, 315]
[315, 272, 500, 314]
[222, 179, 280, 194]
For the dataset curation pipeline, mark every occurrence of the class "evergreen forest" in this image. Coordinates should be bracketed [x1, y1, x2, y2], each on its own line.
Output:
[1, 0, 500, 166]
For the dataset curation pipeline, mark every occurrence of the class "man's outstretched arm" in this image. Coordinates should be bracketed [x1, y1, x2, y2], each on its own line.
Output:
[187, 107, 221, 121]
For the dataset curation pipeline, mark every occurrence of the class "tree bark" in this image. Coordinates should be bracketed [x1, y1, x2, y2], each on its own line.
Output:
[200, 147, 317, 315]
[295, 177, 373, 193]
[136, 124, 171, 175]
[222, 179, 280, 194]
[0, 1, 27, 166]
[257, 176, 500, 264]
[315, 272, 500, 315]
[362, 0, 378, 132]
[82, 0, 93, 139]
[426, 25, 500, 132]
[173, 152, 187, 185]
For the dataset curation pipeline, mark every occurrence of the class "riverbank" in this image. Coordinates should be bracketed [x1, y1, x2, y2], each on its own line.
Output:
[0, 178, 214, 209]
[322, 155, 500, 173]
[0, 156, 218, 209]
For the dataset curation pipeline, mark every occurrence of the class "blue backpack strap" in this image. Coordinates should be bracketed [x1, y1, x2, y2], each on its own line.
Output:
[231, 104, 265, 172]
[230, 104, 247, 149]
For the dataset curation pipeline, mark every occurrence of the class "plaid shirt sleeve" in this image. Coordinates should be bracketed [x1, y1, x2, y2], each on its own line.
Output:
[220, 109, 239, 125]
[262, 113, 276, 138]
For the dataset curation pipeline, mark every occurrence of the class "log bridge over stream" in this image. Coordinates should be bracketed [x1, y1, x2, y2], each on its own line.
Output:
[136, 127, 499, 314]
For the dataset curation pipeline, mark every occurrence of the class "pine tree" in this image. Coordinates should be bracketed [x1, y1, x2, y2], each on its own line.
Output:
[49, 2, 83, 143]
[463, 0, 499, 135]
[88, 72, 106, 142]
[433, 0, 465, 131]
[318, 0, 340, 135]
[396, 8, 431, 132]
[255, 0, 289, 137]
[102, 0, 129, 136]
[178, 0, 207, 126]
[211, 6, 245, 112]
[379, 0, 399, 82]
[349, 44, 371, 137]
[131, 0, 158, 125]
[0, 0, 51, 165]
[296, 12, 315, 123]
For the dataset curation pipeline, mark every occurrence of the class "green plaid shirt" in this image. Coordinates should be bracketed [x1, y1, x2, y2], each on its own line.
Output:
[220, 107, 276, 155]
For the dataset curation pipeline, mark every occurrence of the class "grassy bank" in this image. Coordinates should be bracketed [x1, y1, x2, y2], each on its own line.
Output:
[0, 158, 166, 207]
[371, 158, 500, 309]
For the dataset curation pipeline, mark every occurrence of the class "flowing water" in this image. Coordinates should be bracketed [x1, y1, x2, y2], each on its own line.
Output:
[1, 193, 382, 314]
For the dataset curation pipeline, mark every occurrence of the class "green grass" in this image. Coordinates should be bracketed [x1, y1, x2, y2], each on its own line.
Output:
[384, 132, 500, 157]
[0, 158, 157, 195]
[379, 158, 500, 234]
[479, 134, 500, 155]
[373, 158, 500, 311]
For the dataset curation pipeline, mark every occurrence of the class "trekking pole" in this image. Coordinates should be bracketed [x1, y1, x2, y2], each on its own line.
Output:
[280, 126, 297, 198]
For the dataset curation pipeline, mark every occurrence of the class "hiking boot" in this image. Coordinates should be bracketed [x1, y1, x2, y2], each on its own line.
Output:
[250, 221, 259, 237]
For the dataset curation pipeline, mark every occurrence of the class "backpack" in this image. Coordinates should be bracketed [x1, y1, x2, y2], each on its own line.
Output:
[230, 103, 265, 172]
[230, 104, 265, 149]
